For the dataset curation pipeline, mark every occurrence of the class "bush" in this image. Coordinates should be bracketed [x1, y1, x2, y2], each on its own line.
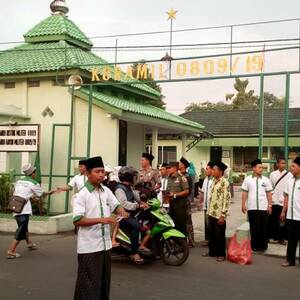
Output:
[0, 175, 12, 213]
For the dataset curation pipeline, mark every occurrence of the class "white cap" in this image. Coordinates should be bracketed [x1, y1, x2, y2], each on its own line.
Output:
[22, 163, 36, 176]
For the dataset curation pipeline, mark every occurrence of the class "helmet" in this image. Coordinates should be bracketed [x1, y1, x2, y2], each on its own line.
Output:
[118, 166, 138, 184]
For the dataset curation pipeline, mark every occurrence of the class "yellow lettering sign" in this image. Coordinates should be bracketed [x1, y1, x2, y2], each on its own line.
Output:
[89, 54, 264, 82]
[137, 64, 148, 79]
[91, 68, 100, 81]
[125, 66, 134, 79]
[102, 66, 111, 81]
[176, 62, 187, 77]
[114, 66, 122, 81]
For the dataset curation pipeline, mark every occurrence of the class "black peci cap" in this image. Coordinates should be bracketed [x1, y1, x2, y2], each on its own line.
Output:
[251, 159, 262, 167]
[79, 159, 87, 166]
[207, 161, 215, 168]
[85, 156, 104, 171]
[214, 160, 228, 172]
[142, 152, 154, 162]
[180, 157, 190, 168]
[294, 156, 300, 166]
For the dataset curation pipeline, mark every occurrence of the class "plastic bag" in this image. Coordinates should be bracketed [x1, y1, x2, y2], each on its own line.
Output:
[227, 233, 252, 265]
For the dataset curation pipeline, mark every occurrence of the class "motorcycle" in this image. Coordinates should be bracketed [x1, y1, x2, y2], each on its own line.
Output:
[112, 198, 189, 266]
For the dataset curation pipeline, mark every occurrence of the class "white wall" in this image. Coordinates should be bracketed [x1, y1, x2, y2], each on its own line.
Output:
[73, 97, 119, 167]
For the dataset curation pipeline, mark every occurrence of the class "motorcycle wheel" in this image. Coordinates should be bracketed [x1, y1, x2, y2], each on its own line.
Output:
[160, 237, 189, 266]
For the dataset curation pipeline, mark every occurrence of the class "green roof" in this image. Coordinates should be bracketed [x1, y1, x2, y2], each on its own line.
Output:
[0, 41, 160, 97]
[78, 88, 204, 131]
[24, 15, 93, 49]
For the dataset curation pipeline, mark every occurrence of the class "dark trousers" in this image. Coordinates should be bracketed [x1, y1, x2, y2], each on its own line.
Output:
[187, 200, 195, 244]
[119, 217, 141, 254]
[169, 199, 188, 236]
[204, 211, 209, 241]
[268, 205, 286, 241]
[74, 250, 111, 300]
[208, 216, 226, 257]
[248, 210, 268, 251]
[286, 219, 300, 265]
[15, 214, 30, 241]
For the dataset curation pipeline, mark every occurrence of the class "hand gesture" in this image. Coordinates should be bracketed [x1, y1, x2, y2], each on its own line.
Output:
[119, 210, 129, 219]
[140, 202, 149, 210]
[56, 187, 64, 193]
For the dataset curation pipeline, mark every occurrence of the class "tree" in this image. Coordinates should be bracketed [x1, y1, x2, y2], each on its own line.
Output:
[184, 78, 285, 112]
[226, 78, 284, 109]
[184, 101, 233, 112]
[259, 92, 285, 109]
[131, 60, 166, 109]
[225, 78, 258, 109]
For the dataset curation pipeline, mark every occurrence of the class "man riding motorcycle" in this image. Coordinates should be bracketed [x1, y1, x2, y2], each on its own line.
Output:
[113, 166, 148, 265]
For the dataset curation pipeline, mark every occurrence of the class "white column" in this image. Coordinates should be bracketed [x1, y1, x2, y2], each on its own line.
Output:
[0, 152, 7, 172]
[267, 146, 271, 172]
[181, 133, 187, 158]
[152, 127, 158, 168]
[21, 152, 30, 167]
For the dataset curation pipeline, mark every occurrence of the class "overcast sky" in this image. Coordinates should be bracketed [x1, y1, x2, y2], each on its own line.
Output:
[1, 0, 300, 113]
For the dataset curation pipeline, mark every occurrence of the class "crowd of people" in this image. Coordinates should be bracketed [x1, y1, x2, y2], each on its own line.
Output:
[4, 153, 300, 299]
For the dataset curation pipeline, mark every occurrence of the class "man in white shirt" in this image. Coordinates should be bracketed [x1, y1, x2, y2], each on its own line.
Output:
[73, 156, 128, 300]
[241, 159, 273, 252]
[6, 164, 56, 259]
[280, 156, 300, 267]
[268, 158, 291, 244]
[57, 159, 87, 193]
[200, 162, 214, 246]
[158, 163, 169, 208]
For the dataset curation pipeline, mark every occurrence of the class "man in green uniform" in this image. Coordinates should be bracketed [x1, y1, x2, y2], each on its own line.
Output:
[165, 162, 190, 235]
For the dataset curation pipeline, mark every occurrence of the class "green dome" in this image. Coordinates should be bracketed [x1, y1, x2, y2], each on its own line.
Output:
[24, 15, 93, 50]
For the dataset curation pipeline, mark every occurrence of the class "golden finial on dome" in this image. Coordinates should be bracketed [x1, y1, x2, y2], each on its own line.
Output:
[50, 0, 69, 16]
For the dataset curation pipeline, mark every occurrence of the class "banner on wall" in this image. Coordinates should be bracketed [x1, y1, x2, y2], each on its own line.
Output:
[0, 124, 40, 152]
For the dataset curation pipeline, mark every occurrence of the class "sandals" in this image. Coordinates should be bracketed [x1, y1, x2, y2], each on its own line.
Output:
[7, 251, 21, 259]
[281, 261, 295, 267]
[28, 243, 38, 250]
[216, 256, 226, 262]
[130, 254, 144, 265]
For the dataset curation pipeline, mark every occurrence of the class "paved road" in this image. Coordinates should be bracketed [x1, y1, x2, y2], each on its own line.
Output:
[1, 233, 300, 300]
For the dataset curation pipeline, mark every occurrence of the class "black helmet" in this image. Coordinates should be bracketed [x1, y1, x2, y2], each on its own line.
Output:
[118, 166, 138, 184]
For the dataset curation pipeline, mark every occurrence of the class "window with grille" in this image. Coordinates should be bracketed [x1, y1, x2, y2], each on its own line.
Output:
[4, 82, 15, 89]
[28, 80, 40, 87]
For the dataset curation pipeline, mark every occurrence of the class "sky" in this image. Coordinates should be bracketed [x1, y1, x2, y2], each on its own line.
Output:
[1, 0, 300, 113]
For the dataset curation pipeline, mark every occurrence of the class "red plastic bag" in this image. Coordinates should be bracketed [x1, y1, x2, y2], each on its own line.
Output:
[227, 233, 252, 265]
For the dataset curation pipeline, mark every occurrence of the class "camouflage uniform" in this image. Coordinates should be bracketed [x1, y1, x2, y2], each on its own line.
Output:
[138, 168, 161, 190]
